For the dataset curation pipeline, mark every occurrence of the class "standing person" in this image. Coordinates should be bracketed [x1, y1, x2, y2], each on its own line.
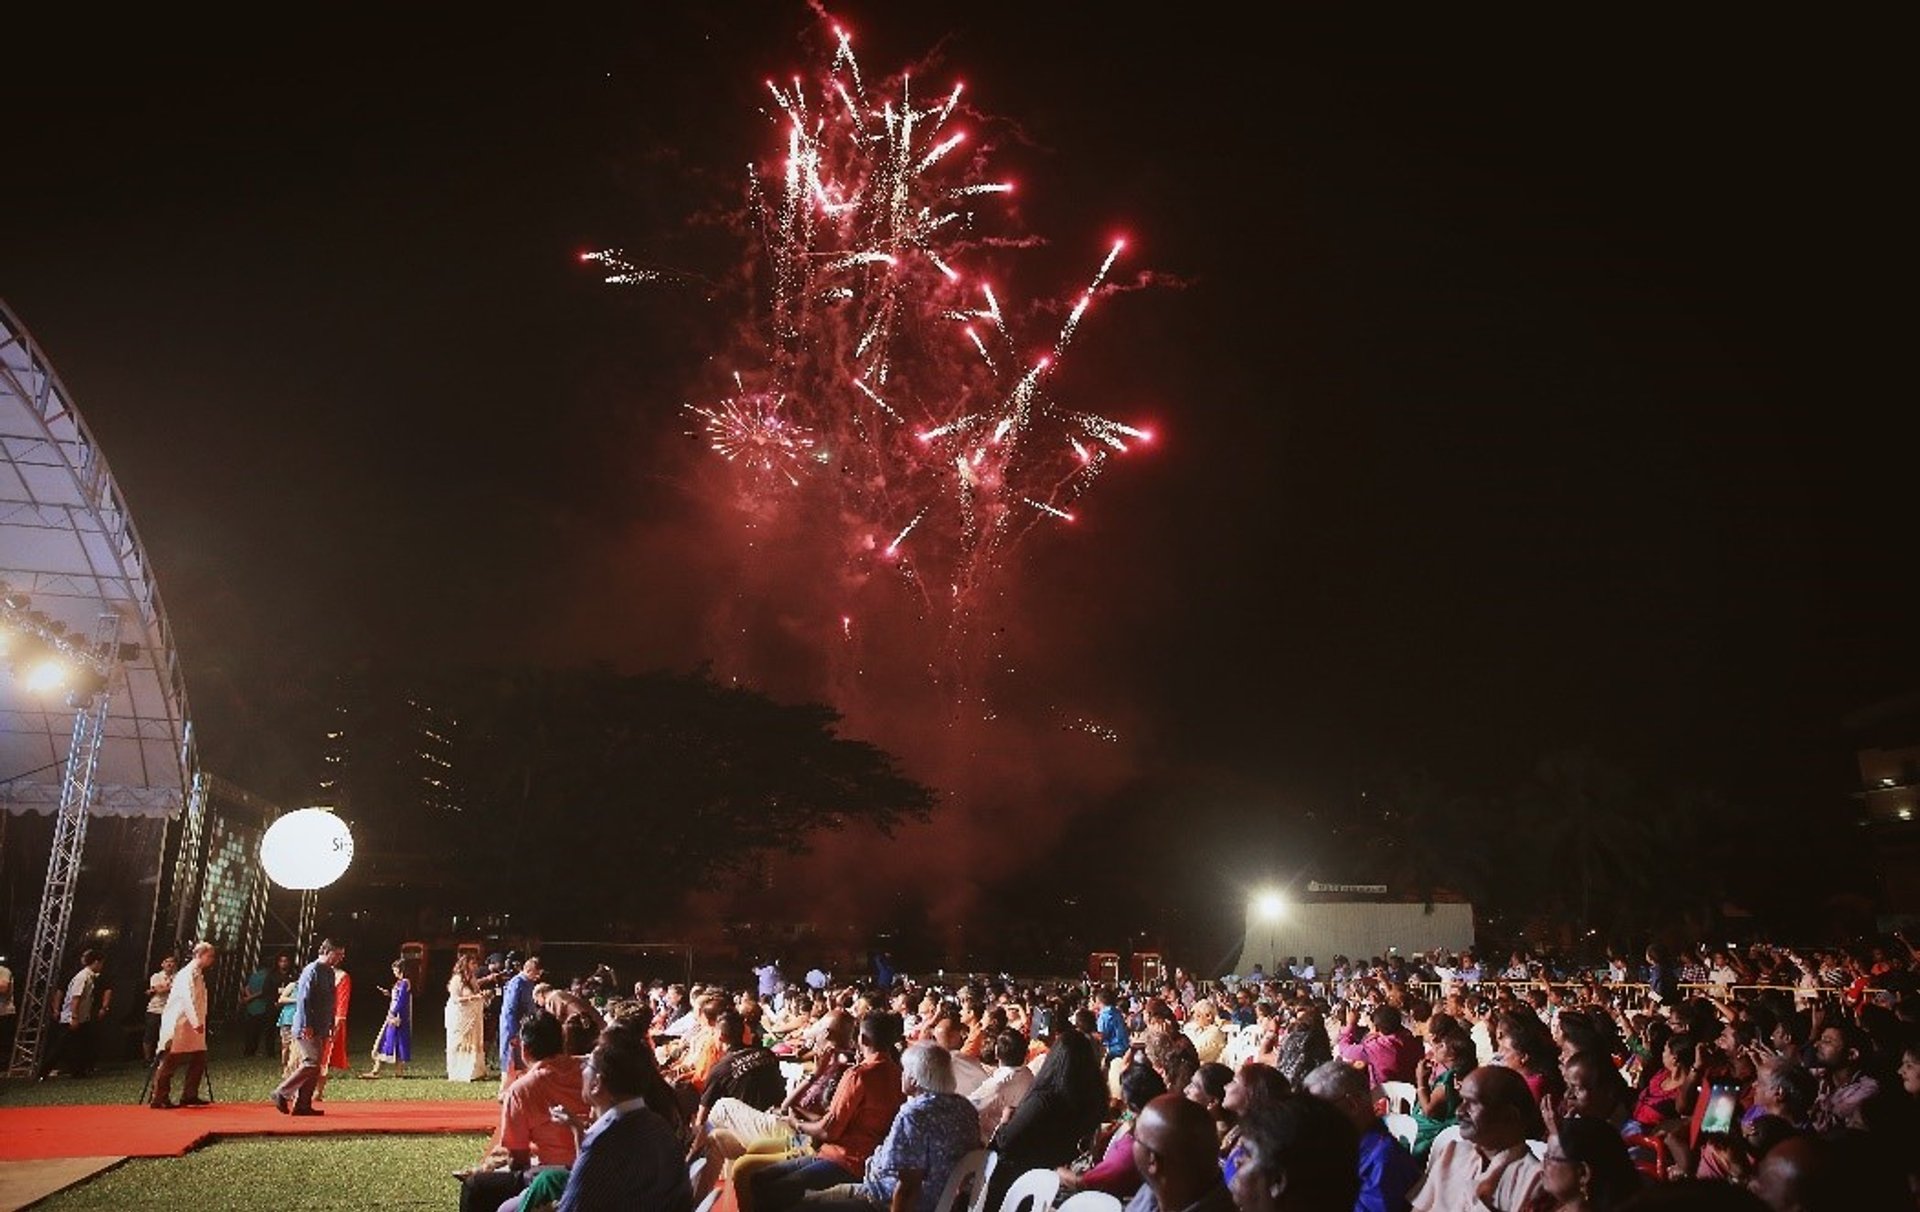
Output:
[275, 968, 300, 1072]
[446, 952, 491, 1082]
[0, 951, 15, 1063]
[150, 942, 216, 1109]
[499, 956, 543, 1093]
[364, 958, 412, 1077]
[143, 954, 178, 1063]
[315, 945, 352, 1101]
[36, 948, 103, 1079]
[754, 956, 784, 1001]
[272, 938, 341, 1116]
[236, 953, 286, 1058]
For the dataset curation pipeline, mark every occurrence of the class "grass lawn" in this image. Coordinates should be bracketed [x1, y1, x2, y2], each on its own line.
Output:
[4, 1017, 499, 1207]
[31, 1133, 487, 1210]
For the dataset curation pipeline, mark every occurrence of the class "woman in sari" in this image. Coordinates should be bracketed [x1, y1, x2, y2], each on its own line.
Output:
[445, 953, 490, 1082]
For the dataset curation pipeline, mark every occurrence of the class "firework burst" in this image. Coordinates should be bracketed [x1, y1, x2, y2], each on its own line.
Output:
[595, 17, 1156, 690]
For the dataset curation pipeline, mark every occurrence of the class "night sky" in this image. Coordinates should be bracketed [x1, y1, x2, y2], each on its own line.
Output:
[4, 6, 1910, 943]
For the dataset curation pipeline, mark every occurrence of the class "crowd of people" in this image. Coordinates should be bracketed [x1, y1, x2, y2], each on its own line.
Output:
[10, 931, 1919, 1209]
[410, 934, 1920, 1211]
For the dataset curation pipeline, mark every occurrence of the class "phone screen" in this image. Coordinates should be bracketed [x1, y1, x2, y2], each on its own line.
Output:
[1700, 1083, 1739, 1135]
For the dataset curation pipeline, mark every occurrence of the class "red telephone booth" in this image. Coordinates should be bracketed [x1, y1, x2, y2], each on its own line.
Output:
[1087, 951, 1121, 984]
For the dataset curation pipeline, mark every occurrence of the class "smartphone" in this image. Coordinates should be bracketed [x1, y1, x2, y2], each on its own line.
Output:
[1699, 1081, 1739, 1136]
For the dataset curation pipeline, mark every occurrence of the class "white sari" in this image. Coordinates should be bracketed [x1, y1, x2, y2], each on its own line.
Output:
[445, 973, 488, 1081]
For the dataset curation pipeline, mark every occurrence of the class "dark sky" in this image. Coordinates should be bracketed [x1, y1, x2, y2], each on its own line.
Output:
[3, 6, 1910, 935]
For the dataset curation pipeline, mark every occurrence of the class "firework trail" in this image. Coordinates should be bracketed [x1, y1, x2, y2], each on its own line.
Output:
[594, 18, 1154, 696]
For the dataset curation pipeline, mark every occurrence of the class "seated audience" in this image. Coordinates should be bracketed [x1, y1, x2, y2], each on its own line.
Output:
[1304, 1058, 1420, 1212]
[1410, 1065, 1544, 1212]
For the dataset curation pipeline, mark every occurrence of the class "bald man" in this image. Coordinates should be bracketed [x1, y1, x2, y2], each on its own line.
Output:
[1125, 1092, 1235, 1212]
[1410, 1066, 1543, 1212]
[1749, 1132, 1906, 1212]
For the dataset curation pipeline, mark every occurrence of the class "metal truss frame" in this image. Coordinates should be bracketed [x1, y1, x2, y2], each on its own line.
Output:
[6, 617, 117, 1077]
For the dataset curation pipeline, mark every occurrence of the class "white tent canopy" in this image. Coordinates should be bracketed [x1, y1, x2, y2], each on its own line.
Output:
[0, 299, 193, 818]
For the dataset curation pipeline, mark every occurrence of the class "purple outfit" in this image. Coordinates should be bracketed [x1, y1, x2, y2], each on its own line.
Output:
[1337, 1024, 1421, 1087]
[374, 977, 412, 1063]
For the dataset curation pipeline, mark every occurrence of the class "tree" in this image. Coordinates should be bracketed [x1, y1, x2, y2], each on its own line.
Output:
[450, 664, 937, 930]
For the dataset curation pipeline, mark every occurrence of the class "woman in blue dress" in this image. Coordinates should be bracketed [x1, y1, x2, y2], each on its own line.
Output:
[363, 959, 412, 1078]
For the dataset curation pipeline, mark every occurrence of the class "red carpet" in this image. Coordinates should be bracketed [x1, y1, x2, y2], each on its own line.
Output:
[0, 1100, 497, 1160]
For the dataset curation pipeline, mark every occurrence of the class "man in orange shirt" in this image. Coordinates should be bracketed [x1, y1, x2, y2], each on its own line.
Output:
[748, 1012, 907, 1212]
[460, 1010, 590, 1212]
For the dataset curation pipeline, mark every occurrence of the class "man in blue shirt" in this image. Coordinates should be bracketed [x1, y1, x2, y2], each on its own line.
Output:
[1303, 1059, 1419, 1212]
[499, 955, 542, 1089]
[1095, 986, 1130, 1061]
[271, 939, 343, 1116]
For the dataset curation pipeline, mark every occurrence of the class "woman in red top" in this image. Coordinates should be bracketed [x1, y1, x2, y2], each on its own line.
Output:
[1632, 1033, 1694, 1129]
[314, 957, 352, 1102]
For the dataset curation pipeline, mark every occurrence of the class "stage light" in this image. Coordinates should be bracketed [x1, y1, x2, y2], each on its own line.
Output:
[22, 657, 71, 694]
[1253, 890, 1287, 921]
[259, 807, 356, 890]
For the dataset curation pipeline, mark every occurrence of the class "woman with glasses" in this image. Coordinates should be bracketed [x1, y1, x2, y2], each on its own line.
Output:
[1538, 1116, 1643, 1211]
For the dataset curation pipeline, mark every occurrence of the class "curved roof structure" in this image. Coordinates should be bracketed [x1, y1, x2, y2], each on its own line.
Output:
[0, 299, 194, 817]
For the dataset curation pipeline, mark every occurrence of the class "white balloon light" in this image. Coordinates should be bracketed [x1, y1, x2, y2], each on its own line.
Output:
[259, 808, 355, 890]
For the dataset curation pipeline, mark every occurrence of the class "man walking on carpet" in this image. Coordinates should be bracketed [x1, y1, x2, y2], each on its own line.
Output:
[272, 939, 343, 1116]
[151, 942, 216, 1109]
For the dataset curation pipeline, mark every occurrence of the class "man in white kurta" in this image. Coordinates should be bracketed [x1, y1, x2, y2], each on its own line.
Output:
[151, 943, 216, 1108]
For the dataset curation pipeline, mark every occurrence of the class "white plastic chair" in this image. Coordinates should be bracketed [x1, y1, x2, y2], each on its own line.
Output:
[694, 1190, 721, 1212]
[1377, 1080, 1419, 1115]
[1057, 1193, 1125, 1212]
[997, 1167, 1061, 1212]
[687, 1156, 711, 1204]
[932, 1149, 994, 1212]
[1431, 1123, 1463, 1155]
[1382, 1112, 1419, 1150]
[1527, 1139, 1547, 1160]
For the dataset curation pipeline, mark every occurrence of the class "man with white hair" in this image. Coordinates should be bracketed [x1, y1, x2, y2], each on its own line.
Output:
[151, 942, 216, 1109]
[802, 1040, 982, 1212]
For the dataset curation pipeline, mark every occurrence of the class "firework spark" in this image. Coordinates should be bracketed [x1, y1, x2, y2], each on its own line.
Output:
[689, 388, 818, 485]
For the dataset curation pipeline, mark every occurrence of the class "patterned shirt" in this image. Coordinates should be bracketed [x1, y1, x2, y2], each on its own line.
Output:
[857, 1091, 983, 1212]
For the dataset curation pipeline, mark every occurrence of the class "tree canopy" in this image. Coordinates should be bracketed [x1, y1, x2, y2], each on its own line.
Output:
[448, 664, 937, 929]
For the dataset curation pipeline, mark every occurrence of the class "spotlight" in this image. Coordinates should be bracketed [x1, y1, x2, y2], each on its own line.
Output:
[22, 657, 71, 694]
[1253, 890, 1287, 921]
